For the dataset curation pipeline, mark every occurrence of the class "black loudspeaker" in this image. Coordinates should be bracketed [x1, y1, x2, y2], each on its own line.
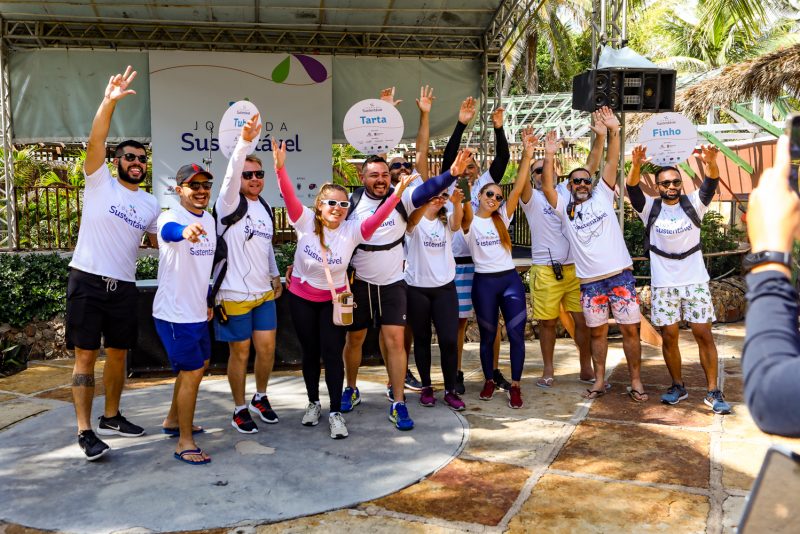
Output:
[572, 68, 676, 113]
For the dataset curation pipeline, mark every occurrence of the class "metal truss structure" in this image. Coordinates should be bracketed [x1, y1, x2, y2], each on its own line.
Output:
[0, 38, 13, 249]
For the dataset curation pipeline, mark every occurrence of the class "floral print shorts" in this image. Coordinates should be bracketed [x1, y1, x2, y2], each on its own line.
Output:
[651, 283, 716, 326]
[580, 270, 641, 328]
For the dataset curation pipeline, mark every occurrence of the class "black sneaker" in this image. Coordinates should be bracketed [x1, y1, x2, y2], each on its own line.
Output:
[78, 430, 109, 461]
[232, 408, 258, 434]
[456, 370, 466, 395]
[97, 412, 145, 437]
[404, 369, 423, 391]
[493, 370, 512, 392]
[249, 395, 279, 424]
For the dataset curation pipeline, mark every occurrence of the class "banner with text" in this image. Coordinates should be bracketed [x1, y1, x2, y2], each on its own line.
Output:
[149, 51, 332, 208]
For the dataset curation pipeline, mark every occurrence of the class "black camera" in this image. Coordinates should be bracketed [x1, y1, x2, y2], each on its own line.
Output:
[551, 261, 564, 281]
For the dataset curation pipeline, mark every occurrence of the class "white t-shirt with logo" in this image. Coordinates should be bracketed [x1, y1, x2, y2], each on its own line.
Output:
[465, 208, 515, 274]
[555, 180, 632, 280]
[153, 207, 217, 323]
[70, 165, 159, 282]
[348, 188, 416, 285]
[638, 191, 710, 287]
[291, 206, 365, 290]
[405, 215, 456, 287]
[520, 185, 572, 265]
[448, 170, 494, 259]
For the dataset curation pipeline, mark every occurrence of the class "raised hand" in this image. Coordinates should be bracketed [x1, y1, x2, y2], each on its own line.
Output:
[598, 106, 620, 133]
[491, 106, 505, 129]
[105, 66, 137, 102]
[182, 223, 207, 243]
[521, 126, 539, 158]
[697, 144, 720, 168]
[394, 171, 415, 197]
[589, 109, 608, 137]
[450, 185, 465, 204]
[631, 144, 650, 167]
[380, 87, 403, 106]
[272, 140, 286, 170]
[544, 130, 559, 155]
[416, 85, 435, 113]
[459, 97, 476, 124]
[450, 148, 473, 177]
[242, 113, 262, 143]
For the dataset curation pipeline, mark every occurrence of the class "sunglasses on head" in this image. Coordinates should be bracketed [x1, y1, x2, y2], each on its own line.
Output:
[182, 181, 213, 191]
[532, 167, 544, 175]
[484, 190, 504, 202]
[320, 199, 351, 209]
[571, 177, 592, 185]
[121, 153, 148, 164]
[242, 170, 265, 180]
[657, 179, 683, 188]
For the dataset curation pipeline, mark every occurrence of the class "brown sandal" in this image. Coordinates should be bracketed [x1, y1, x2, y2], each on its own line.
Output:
[627, 386, 649, 403]
[583, 389, 605, 400]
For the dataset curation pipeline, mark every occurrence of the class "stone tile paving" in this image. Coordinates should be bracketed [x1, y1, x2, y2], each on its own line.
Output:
[1, 323, 799, 533]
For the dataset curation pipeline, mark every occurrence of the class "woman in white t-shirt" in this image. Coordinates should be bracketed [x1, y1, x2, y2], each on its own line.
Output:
[272, 141, 413, 440]
[463, 129, 536, 409]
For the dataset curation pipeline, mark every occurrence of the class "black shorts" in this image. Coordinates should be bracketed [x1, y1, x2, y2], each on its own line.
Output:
[348, 279, 408, 331]
[65, 269, 139, 350]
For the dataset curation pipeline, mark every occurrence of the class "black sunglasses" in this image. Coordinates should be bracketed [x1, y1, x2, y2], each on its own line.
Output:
[484, 190, 504, 202]
[657, 179, 683, 188]
[571, 177, 592, 185]
[121, 153, 148, 164]
[182, 181, 213, 191]
[532, 167, 543, 175]
[389, 162, 413, 171]
[242, 170, 265, 180]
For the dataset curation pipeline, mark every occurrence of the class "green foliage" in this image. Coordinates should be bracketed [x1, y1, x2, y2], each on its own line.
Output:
[0, 338, 25, 377]
[332, 144, 364, 186]
[500, 162, 520, 184]
[274, 242, 297, 276]
[0, 253, 70, 327]
[17, 187, 82, 249]
[135, 255, 159, 280]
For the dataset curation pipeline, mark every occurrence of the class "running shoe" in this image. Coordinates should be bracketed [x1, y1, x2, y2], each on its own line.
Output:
[493, 369, 512, 392]
[386, 384, 395, 402]
[329, 412, 349, 439]
[704, 390, 732, 415]
[404, 369, 423, 391]
[661, 383, 688, 405]
[388, 402, 414, 431]
[443, 391, 466, 411]
[302, 402, 321, 426]
[341, 387, 361, 413]
[508, 385, 523, 409]
[419, 386, 436, 407]
[232, 408, 258, 434]
[249, 394, 279, 424]
[97, 412, 145, 437]
[479, 379, 495, 400]
[78, 430, 109, 461]
[455, 370, 466, 395]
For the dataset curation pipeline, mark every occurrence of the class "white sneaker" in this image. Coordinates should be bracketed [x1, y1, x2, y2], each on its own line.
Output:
[302, 402, 321, 426]
[329, 412, 349, 439]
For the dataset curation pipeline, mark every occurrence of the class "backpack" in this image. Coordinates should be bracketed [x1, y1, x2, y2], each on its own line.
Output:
[643, 196, 703, 260]
[208, 194, 274, 306]
[347, 186, 408, 252]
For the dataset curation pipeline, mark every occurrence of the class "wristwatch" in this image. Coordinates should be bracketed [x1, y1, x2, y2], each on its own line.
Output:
[742, 250, 792, 273]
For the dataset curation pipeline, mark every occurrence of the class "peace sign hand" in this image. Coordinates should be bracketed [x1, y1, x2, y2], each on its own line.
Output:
[105, 66, 137, 102]
[272, 140, 287, 170]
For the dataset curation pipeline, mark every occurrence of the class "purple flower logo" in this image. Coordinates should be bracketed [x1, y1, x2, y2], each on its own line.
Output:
[272, 54, 328, 84]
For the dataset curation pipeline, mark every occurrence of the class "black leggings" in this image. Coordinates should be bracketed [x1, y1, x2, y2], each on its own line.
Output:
[289, 292, 346, 412]
[407, 281, 459, 391]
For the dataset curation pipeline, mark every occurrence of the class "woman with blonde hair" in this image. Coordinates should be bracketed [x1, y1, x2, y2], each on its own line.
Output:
[272, 140, 413, 439]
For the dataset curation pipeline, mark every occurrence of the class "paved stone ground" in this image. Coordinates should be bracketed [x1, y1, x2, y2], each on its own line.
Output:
[1, 321, 798, 533]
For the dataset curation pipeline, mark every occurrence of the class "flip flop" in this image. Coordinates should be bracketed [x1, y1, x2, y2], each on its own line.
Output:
[174, 448, 211, 465]
[626, 386, 649, 403]
[579, 378, 612, 391]
[536, 377, 555, 389]
[162, 426, 205, 437]
[583, 388, 605, 400]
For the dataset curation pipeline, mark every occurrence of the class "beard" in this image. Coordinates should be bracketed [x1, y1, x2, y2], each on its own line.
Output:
[574, 189, 590, 201]
[659, 190, 679, 201]
[118, 163, 146, 185]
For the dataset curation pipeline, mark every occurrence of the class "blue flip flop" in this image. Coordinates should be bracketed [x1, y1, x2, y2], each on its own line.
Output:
[162, 426, 205, 437]
[174, 448, 210, 465]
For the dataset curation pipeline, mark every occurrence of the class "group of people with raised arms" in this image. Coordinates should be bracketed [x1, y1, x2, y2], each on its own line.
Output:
[67, 67, 731, 465]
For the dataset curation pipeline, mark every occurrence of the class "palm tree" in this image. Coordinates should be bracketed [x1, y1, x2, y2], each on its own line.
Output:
[332, 144, 363, 186]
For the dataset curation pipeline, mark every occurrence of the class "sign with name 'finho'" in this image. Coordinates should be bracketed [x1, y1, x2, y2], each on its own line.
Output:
[342, 98, 404, 155]
[638, 112, 698, 166]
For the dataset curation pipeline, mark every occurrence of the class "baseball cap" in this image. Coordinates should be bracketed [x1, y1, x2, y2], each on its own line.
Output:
[175, 163, 213, 184]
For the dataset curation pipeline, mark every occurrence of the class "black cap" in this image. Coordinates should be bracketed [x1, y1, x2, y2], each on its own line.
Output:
[175, 163, 213, 184]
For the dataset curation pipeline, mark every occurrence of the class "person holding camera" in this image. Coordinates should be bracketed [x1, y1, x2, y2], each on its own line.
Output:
[742, 134, 800, 437]
[626, 143, 730, 414]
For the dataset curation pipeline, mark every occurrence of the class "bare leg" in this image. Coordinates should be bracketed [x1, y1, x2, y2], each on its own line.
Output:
[252, 329, 276, 394]
[456, 318, 468, 371]
[660, 323, 683, 384]
[164, 360, 208, 429]
[227, 339, 251, 406]
[175, 367, 209, 462]
[538, 318, 557, 380]
[72, 347, 99, 432]
[619, 322, 646, 399]
[344, 329, 367, 388]
[382, 325, 407, 403]
[690, 322, 719, 391]
[102, 347, 128, 418]
[570, 311, 595, 381]
[587, 324, 609, 395]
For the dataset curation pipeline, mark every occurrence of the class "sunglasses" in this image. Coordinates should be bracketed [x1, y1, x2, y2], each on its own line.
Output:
[242, 170, 265, 180]
[532, 167, 544, 175]
[571, 177, 592, 185]
[182, 181, 213, 191]
[320, 199, 351, 209]
[433, 192, 450, 200]
[389, 162, 413, 171]
[484, 190, 504, 202]
[657, 179, 683, 188]
[121, 153, 148, 164]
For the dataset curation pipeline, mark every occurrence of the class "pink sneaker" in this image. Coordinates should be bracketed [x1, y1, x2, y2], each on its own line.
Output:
[443, 391, 465, 411]
[419, 387, 436, 407]
[508, 385, 523, 409]
[479, 379, 495, 400]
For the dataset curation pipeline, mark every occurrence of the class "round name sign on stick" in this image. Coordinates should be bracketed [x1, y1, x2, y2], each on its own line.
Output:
[343, 98, 404, 155]
[219, 100, 261, 159]
[638, 112, 698, 167]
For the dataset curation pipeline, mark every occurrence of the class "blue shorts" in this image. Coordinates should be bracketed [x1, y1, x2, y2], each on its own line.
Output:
[214, 298, 277, 342]
[154, 318, 211, 372]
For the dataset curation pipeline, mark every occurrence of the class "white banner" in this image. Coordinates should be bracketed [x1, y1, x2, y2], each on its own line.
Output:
[149, 51, 332, 208]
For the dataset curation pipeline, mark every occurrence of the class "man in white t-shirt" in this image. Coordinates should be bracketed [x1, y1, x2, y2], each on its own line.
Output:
[211, 115, 284, 434]
[153, 163, 217, 465]
[67, 66, 160, 461]
[626, 144, 731, 414]
[542, 106, 647, 402]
